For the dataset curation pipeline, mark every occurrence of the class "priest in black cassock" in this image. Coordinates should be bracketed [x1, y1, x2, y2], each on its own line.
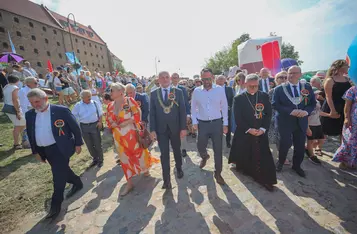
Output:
[229, 74, 277, 191]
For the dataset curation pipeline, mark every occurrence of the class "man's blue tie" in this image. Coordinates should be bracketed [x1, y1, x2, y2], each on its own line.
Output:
[164, 89, 168, 102]
[293, 85, 299, 98]
[264, 79, 269, 93]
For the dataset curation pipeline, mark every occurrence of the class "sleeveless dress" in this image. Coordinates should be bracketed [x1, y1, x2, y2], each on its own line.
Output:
[321, 78, 351, 136]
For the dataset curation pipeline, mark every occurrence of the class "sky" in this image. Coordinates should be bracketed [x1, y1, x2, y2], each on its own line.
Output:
[32, 0, 357, 77]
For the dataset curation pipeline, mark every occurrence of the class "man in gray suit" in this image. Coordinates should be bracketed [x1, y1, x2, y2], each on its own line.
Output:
[150, 71, 187, 189]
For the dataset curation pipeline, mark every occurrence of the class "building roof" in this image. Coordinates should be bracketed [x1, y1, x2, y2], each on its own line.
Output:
[0, 0, 106, 45]
[48, 9, 106, 45]
[110, 51, 122, 62]
[0, 0, 61, 29]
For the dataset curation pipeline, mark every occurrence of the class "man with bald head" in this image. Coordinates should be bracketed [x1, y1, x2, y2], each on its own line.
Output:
[126, 84, 149, 125]
[216, 75, 235, 148]
[272, 65, 316, 177]
[259, 68, 275, 93]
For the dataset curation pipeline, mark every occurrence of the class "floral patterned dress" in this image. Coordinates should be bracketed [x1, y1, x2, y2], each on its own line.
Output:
[106, 97, 159, 180]
[332, 86, 357, 167]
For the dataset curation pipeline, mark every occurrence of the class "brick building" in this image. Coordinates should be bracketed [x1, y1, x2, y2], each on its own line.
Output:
[0, 0, 120, 76]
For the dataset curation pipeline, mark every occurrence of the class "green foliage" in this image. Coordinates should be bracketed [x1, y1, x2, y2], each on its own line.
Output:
[281, 42, 303, 65]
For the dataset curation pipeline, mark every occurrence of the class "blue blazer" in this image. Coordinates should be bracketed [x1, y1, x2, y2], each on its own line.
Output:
[272, 83, 316, 132]
[25, 104, 83, 160]
[177, 85, 190, 115]
[134, 92, 149, 123]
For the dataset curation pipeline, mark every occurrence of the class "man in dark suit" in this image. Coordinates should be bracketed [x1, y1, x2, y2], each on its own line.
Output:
[259, 68, 275, 93]
[150, 71, 187, 189]
[171, 72, 190, 157]
[216, 75, 235, 148]
[25, 88, 83, 219]
[272, 66, 316, 177]
[125, 84, 150, 125]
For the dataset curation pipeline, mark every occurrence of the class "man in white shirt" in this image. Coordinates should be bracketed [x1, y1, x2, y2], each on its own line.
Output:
[259, 68, 275, 93]
[191, 68, 228, 185]
[23, 61, 38, 78]
[72, 90, 104, 168]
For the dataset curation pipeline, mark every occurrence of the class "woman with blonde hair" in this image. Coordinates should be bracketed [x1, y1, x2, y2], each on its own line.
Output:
[106, 83, 159, 196]
[232, 72, 246, 94]
[321, 59, 351, 138]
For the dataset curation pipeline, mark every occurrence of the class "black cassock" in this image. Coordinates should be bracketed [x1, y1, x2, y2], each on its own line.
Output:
[228, 91, 277, 185]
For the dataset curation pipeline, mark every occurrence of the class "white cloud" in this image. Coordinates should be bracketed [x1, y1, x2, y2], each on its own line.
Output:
[32, 0, 357, 76]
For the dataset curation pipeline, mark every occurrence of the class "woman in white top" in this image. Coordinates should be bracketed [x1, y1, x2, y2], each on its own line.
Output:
[91, 86, 102, 105]
[2, 75, 26, 149]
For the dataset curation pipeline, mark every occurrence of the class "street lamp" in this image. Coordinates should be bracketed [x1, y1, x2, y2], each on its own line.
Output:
[155, 56, 160, 75]
[67, 13, 79, 75]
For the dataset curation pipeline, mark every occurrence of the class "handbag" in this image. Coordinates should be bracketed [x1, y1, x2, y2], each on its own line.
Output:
[128, 98, 153, 149]
[1, 104, 17, 115]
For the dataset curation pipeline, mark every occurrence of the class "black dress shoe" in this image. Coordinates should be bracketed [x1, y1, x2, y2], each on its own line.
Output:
[89, 161, 98, 168]
[181, 149, 188, 158]
[161, 182, 172, 189]
[97, 162, 103, 168]
[177, 168, 184, 179]
[292, 167, 306, 177]
[66, 183, 83, 199]
[45, 207, 60, 220]
[276, 161, 283, 172]
[262, 183, 274, 192]
[226, 143, 231, 148]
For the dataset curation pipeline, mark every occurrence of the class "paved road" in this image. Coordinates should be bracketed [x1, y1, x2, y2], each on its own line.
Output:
[14, 136, 357, 234]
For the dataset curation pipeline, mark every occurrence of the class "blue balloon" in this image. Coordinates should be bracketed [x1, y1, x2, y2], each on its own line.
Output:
[281, 58, 298, 71]
[347, 34, 357, 85]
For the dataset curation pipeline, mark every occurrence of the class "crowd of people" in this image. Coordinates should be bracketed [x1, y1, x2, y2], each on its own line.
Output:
[0, 58, 356, 220]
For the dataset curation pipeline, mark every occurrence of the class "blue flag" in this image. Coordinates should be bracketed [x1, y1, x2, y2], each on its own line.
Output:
[347, 34, 357, 85]
[8, 31, 16, 53]
[65, 52, 80, 64]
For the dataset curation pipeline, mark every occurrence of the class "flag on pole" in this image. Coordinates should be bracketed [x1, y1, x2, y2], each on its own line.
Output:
[47, 60, 53, 72]
[8, 31, 16, 53]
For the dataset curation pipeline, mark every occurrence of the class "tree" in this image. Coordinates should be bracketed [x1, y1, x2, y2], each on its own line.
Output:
[280, 42, 303, 65]
[204, 33, 251, 74]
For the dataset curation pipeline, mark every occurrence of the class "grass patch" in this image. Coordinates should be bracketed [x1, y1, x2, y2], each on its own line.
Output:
[0, 99, 94, 233]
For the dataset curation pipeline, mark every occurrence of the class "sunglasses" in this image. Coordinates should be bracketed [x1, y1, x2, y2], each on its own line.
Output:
[201, 78, 211, 81]
[277, 76, 287, 79]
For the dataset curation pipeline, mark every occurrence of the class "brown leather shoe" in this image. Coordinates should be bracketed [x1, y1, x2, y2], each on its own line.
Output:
[199, 155, 210, 169]
[214, 172, 225, 185]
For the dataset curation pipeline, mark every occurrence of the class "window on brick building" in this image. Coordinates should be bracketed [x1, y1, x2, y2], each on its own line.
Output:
[82, 41, 85, 45]
[89, 43, 92, 47]
[19, 46, 25, 51]
[53, 29, 57, 35]
[86, 61, 89, 66]
[96, 54, 98, 58]
[45, 38, 49, 44]
[47, 51, 51, 56]
[98, 64, 100, 67]
[57, 42, 60, 46]
[16, 31, 22, 37]
[91, 53, 93, 56]
[0, 27, 5, 33]
[84, 51, 87, 55]
[29, 22, 34, 27]
[100, 46, 102, 50]
[101, 55, 103, 59]
[42, 26, 47, 32]
[75, 38, 78, 43]
[37, 62, 42, 67]
[2, 42, 9, 49]
[31, 35, 36, 41]
[59, 53, 63, 59]
[102, 65, 105, 68]
[14, 17, 19, 23]
[34, 48, 39, 54]
[92, 62, 94, 66]
[0, 12, 2, 20]
[95, 45, 97, 49]
[77, 49, 80, 53]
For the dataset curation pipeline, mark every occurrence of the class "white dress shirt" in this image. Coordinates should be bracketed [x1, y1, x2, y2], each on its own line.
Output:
[261, 78, 270, 93]
[18, 86, 32, 114]
[35, 105, 56, 147]
[161, 86, 171, 100]
[72, 100, 103, 124]
[288, 82, 301, 97]
[191, 85, 228, 125]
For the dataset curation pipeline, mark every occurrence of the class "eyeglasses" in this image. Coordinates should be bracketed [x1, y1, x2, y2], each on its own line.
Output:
[277, 76, 287, 79]
[201, 78, 211, 81]
[247, 85, 258, 89]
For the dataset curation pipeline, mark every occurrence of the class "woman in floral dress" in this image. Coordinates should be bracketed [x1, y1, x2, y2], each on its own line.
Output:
[106, 83, 160, 196]
[332, 86, 357, 169]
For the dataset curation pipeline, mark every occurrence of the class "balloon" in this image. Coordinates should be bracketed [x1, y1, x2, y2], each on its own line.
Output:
[346, 34, 357, 85]
[261, 41, 282, 76]
[281, 58, 298, 71]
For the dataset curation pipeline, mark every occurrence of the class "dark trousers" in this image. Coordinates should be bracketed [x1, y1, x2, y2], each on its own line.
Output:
[226, 110, 232, 145]
[157, 127, 182, 184]
[39, 144, 82, 209]
[80, 122, 104, 163]
[197, 119, 223, 173]
[278, 122, 306, 168]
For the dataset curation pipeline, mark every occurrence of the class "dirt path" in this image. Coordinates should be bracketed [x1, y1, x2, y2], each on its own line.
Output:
[12, 137, 357, 234]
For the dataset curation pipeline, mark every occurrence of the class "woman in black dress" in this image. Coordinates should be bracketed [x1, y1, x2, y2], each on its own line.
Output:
[321, 60, 351, 138]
